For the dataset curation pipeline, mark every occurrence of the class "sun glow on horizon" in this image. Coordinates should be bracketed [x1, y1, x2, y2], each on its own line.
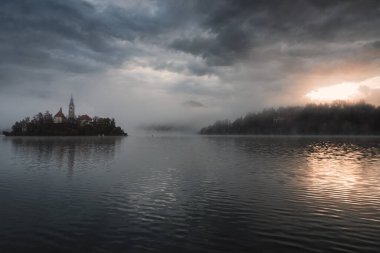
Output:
[306, 82, 359, 101]
[305, 76, 380, 102]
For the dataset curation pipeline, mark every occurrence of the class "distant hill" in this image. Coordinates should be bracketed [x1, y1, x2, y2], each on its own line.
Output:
[199, 102, 380, 135]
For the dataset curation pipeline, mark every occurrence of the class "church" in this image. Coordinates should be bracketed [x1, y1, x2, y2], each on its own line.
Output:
[54, 96, 92, 125]
[5, 95, 127, 136]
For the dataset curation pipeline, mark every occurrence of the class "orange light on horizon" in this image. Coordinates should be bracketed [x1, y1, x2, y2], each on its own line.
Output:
[305, 76, 380, 102]
[305, 82, 360, 102]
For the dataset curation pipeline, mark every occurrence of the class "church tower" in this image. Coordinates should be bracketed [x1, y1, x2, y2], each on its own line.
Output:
[68, 95, 75, 119]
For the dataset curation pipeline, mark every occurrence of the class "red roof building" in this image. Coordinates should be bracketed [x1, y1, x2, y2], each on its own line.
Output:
[54, 108, 65, 124]
[78, 114, 92, 121]
[78, 114, 92, 126]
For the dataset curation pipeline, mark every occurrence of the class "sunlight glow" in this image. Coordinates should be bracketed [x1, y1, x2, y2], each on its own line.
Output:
[306, 82, 360, 101]
[305, 76, 380, 102]
[304, 143, 365, 205]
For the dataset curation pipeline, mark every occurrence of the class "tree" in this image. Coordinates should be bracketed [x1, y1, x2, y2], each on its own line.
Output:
[200, 102, 380, 135]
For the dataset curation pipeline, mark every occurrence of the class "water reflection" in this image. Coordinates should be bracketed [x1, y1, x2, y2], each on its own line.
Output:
[2, 136, 380, 252]
[8, 137, 124, 177]
[304, 141, 380, 208]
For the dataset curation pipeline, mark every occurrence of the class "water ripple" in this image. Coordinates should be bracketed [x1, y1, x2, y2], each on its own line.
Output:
[1, 136, 380, 252]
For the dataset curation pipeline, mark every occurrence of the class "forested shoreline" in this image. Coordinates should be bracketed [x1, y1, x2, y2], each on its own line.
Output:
[200, 102, 380, 135]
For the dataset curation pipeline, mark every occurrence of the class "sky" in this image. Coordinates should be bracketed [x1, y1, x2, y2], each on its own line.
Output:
[1, 0, 380, 132]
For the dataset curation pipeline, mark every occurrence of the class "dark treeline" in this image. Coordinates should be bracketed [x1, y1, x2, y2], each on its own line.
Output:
[3, 111, 127, 136]
[200, 102, 380, 135]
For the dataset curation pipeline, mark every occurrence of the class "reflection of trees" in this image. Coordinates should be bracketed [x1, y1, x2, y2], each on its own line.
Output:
[9, 137, 124, 177]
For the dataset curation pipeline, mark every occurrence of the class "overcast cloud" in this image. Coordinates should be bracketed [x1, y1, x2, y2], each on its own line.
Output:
[1, 0, 380, 132]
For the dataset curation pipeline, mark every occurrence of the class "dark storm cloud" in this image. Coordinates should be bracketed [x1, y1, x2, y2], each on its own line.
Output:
[182, 100, 205, 108]
[2, 1, 226, 93]
[0, 0, 144, 74]
[152, 59, 216, 76]
[366, 41, 380, 50]
[170, 79, 231, 97]
[170, 0, 380, 66]
[2, 0, 380, 78]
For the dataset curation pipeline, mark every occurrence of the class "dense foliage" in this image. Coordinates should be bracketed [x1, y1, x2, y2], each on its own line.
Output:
[3, 111, 127, 136]
[200, 102, 380, 135]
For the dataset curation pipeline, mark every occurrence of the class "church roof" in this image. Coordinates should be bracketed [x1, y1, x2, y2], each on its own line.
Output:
[78, 114, 92, 121]
[54, 108, 65, 118]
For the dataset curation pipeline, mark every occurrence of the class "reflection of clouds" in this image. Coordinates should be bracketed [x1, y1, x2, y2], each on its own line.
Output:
[9, 137, 124, 177]
[304, 141, 380, 206]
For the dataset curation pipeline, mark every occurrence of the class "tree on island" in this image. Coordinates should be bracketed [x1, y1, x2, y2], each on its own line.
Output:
[200, 101, 380, 135]
[3, 111, 127, 136]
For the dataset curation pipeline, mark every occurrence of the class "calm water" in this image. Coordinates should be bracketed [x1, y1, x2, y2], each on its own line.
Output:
[1, 135, 380, 252]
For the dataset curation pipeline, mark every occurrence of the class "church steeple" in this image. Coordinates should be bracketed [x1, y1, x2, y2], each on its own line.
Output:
[68, 95, 75, 119]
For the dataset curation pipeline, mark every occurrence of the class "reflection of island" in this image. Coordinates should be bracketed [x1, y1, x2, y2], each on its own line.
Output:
[9, 137, 124, 177]
[3, 96, 127, 136]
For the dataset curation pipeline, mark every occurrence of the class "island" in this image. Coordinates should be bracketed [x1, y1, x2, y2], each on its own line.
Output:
[200, 101, 380, 135]
[3, 96, 127, 136]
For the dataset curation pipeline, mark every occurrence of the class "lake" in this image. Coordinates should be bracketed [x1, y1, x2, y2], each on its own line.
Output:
[0, 135, 380, 252]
